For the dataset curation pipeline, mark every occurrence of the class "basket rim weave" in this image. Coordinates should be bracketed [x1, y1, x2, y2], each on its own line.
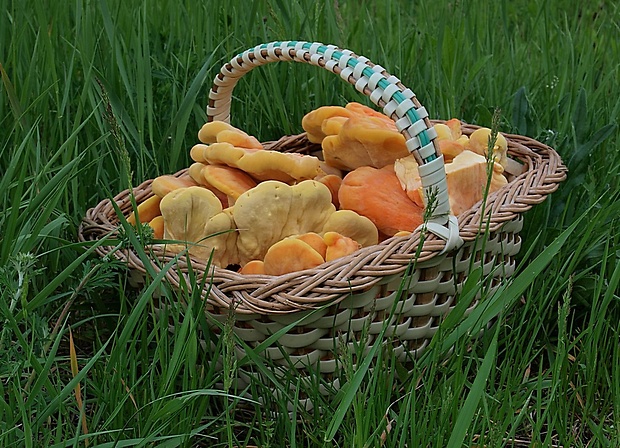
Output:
[79, 121, 567, 314]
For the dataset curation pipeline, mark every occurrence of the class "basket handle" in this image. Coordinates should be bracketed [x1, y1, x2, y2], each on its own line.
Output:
[207, 41, 462, 253]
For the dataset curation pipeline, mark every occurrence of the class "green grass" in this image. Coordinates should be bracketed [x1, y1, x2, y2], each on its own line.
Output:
[1, 0, 619, 446]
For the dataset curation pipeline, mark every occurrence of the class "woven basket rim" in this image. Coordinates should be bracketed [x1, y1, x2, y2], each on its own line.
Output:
[78, 120, 567, 315]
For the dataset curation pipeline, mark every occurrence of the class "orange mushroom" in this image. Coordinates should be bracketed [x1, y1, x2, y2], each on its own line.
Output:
[339, 166, 424, 236]
[323, 231, 361, 262]
[186, 162, 230, 208]
[444, 150, 508, 215]
[263, 238, 325, 276]
[148, 215, 165, 239]
[127, 195, 162, 225]
[317, 174, 342, 208]
[239, 260, 266, 275]
[344, 102, 398, 130]
[292, 232, 327, 259]
[151, 174, 200, 198]
[433, 119, 469, 162]
[202, 164, 257, 205]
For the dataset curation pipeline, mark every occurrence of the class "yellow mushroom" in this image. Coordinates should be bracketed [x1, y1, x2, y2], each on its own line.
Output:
[197, 121, 263, 149]
[203, 142, 320, 183]
[322, 115, 409, 171]
[159, 186, 237, 267]
[301, 106, 352, 143]
[321, 210, 379, 247]
[466, 127, 508, 169]
[232, 180, 336, 264]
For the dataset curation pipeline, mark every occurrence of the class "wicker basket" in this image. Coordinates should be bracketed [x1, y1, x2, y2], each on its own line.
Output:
[79, 41, 567, 393]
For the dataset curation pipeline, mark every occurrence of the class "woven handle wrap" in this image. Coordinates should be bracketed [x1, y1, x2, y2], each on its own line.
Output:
[207, 41, 462, 253]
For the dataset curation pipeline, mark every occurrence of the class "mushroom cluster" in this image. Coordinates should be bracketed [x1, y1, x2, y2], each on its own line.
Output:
[127, 103, 509, 275]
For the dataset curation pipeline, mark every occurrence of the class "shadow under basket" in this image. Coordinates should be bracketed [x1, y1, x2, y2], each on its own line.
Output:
[78, 41, 567, 407]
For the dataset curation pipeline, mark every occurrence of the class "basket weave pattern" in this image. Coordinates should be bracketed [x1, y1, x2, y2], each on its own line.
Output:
[79, 42, 567, 374]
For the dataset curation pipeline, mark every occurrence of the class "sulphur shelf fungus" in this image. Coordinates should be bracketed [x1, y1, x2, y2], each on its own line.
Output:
[159, 186, 238, 267]
[433, 118, 469, 162]
[231, 180, 337, 264]
[154, 180, 380, 271]
[466, 127, 509, 169]
[197, 121, 263, 149]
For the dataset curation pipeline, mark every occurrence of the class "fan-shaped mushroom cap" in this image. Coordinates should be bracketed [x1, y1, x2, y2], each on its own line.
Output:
[239, 260, 266, 275]
[151, 174, 200, 198]
[127, 195, 162, 225]
[148, 215, 165, 239]
[292, 232, 328, 259]
[323, 231, 361, 262]
[186, 162, 230, 208]
[301, 106, 352, 143]
[202, 164, 257, 205]
[321, 209, 379, 247]
[466, 127, 508, 169]
[339, 166, 424, 236]
[263, 238, 325, 276]
[160, 187, 237, 267]
[233, 180, 335, 264]
[322, 115, 409, 171]
[203, 142, 320, 183]
[198, 121, 263, 149]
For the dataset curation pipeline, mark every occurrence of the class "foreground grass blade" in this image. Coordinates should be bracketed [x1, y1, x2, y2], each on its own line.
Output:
[446, 326, 499, 448]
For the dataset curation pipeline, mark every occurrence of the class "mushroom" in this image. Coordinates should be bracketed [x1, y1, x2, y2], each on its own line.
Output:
[202, 142, 320, 183]
[344, 102, 398, 130]
[321, 114, 409, 171]
[127, 195, 162, 225]
[202, 164, 257, 205]
[316, 174, 342, 208]
[159, 186, 238, 267]
[444, 150, 508, 215]
[186, 162, 230, 208]
[338, 166, 425, 236]
[393, 155, 424, 207]
[263, 238, 325, 276]
[434, 119, 469, 162]
[232, 180, 336, 264]
[301, 106, 352, 143]
[151, 174, 200, 198]
[239, 260, 266, 275]
[198, 121, 263, 149]
[321, 209, 379, 247]
[323, 231, 361, 262]
[466, 127, 508, 169]
[148, 215, 165, 239]
[292, 232, 327, 259]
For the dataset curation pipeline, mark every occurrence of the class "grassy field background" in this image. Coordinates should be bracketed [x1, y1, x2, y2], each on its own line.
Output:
[1, 0, 619, 446]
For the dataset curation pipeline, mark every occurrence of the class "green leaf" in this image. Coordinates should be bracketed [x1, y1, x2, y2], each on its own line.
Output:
[571, 87, 588, 144]
[447, 327, 499, 448]
[511, 86, 529, 135]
